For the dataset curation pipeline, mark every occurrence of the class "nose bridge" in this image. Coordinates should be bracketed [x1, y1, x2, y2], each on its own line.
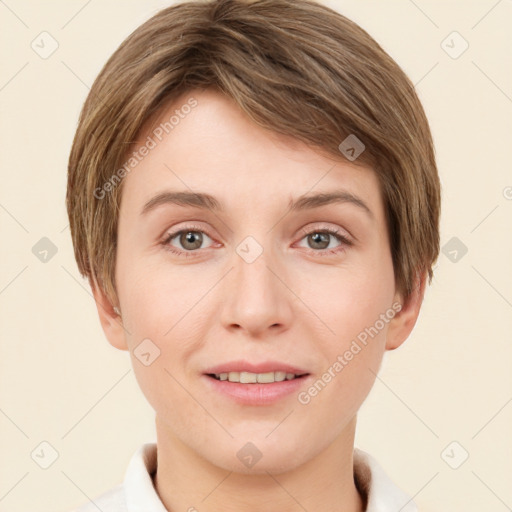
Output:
[234, 232, 279, 302]
[230, 206, 278, 283]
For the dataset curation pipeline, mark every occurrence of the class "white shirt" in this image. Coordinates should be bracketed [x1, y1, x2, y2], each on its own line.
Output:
[70, 442, 418, 512]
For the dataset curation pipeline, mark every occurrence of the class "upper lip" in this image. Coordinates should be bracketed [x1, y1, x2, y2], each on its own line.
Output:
[204, 360, 309, 375]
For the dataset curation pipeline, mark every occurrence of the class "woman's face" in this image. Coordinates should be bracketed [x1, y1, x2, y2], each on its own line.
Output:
[105, 88, 406, 473]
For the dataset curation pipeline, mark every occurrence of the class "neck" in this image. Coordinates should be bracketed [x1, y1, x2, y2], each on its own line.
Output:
[153, 416, 365, 512]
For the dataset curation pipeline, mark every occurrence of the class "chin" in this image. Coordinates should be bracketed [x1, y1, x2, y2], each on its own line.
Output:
[204, 434, 313, 475]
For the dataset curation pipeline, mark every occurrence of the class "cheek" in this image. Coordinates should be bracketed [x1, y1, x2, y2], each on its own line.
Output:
[117, 252, 201, 337]
[127, 348, 208, 447]
[116, 255, 208, 367]
[118, 264, 205, 427]
[296, 253, 395, 343]
[294, 252, 395, 410]
[298, 296, 390, 429]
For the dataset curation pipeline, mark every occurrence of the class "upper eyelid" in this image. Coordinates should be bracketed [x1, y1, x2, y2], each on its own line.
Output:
[296, 223, 354, 243]
[297, 223, 347, 236]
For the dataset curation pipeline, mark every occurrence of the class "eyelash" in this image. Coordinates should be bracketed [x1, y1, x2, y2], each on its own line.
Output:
[160, 224, 353, 258]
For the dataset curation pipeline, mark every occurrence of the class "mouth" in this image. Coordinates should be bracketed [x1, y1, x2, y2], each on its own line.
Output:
[203, 370, 311, 406]
[202, 360, 311, 404]
[206, 371, 309, 383]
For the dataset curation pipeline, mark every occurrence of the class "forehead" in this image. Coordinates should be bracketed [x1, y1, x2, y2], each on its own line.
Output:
[119, 88, 383, 218]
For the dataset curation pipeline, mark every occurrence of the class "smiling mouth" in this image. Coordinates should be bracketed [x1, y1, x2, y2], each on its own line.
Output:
[207, 371, 309, 383]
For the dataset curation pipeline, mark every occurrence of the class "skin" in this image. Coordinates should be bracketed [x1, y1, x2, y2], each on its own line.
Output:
[91, 88, 425, 512]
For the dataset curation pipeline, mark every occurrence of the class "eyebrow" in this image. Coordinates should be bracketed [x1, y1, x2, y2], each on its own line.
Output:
[141, 189, 373, 218]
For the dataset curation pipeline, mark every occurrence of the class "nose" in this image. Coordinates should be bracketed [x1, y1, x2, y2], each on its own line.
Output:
[219, 240, 293, 338]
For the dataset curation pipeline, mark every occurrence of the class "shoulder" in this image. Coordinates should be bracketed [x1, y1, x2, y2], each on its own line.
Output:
[68, 483, 127, 512]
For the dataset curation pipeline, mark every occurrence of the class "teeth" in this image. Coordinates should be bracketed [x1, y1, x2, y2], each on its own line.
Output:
[213, 371, 301, 383]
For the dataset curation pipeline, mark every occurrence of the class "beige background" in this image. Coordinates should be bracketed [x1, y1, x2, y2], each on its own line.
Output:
[1, 0, 511, 511]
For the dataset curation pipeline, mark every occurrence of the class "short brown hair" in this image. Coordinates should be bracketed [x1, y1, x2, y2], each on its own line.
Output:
[66, 0, 441, 309]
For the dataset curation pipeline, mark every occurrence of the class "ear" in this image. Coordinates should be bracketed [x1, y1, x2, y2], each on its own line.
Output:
[385, 271, 427, 351]
[90, 277, 129, 351]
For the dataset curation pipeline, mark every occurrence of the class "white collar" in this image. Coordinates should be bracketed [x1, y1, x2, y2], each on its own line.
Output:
[122, 442, 418, 512]
[353, 447, 418, 511]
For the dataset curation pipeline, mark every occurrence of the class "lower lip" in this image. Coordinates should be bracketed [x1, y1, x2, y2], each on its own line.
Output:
[202, 374, 310, 405]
